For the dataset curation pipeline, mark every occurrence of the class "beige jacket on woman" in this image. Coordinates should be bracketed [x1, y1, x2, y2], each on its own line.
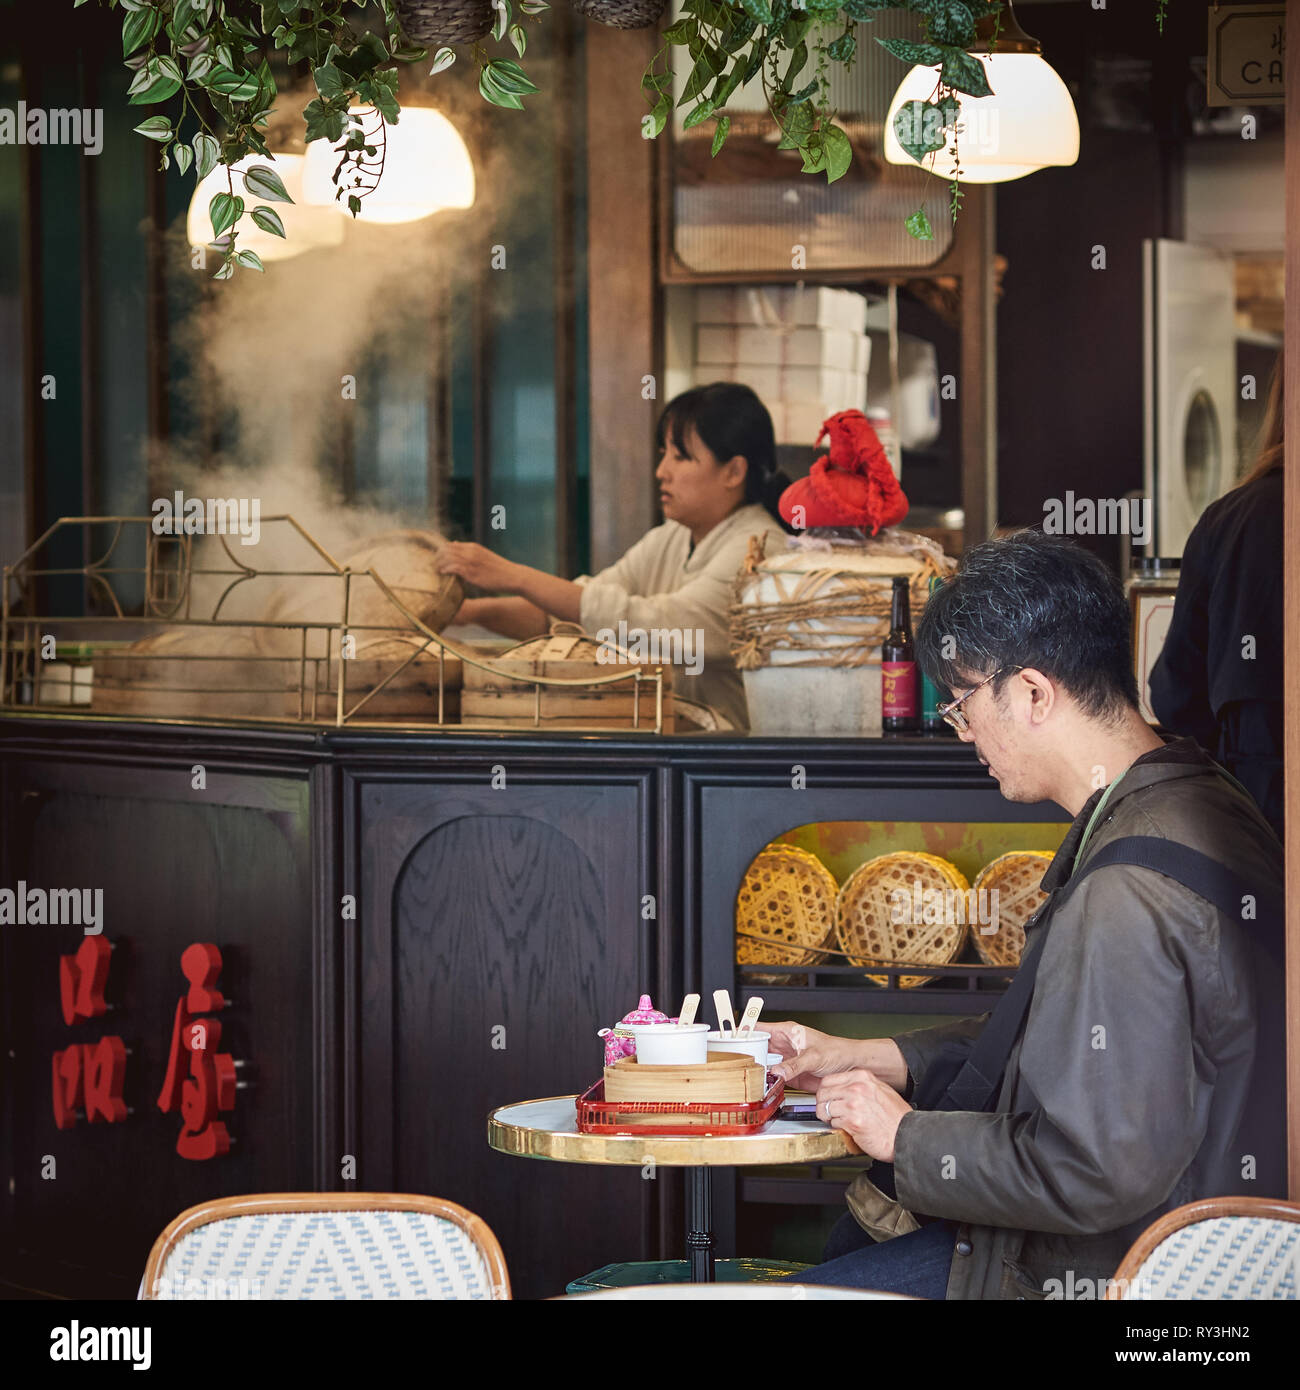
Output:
[575, 503, 786, 730]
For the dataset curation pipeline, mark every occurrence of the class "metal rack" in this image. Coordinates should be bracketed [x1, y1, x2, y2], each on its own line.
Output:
[0, 515, 669, 733]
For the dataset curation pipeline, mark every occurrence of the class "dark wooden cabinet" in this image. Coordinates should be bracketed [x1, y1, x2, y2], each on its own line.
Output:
[0, 719, 1055, 1297]
[346, 767, 660, 1299]
[0, 742, 315, 1297]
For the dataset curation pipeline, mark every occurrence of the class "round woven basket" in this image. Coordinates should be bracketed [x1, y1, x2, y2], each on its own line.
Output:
[836, 851, 970, 988]
[735, 845, 838, 984]
[568, 0, 667, 30]
[395, 0, 493, 46]
[970, 851, 1054, 967]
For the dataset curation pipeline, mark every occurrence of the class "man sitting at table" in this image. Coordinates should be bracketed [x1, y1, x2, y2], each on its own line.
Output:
[770, 530, 1286, 1300]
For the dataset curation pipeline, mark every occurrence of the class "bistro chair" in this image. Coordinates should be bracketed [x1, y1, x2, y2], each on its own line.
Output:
[1106, 1197, 1300, 1300]
[141, 1193, 510, 1300]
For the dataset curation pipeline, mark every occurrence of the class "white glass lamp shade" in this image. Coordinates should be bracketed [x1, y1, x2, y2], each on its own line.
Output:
[302, 107, 475, 224]
[185, 153, 344, 260]
[884, 52, 1080, 184]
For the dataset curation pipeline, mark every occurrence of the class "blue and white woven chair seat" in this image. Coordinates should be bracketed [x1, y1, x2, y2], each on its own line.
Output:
[1110, 1199, 1300, 1302]
[142, 1194, 510, 1300]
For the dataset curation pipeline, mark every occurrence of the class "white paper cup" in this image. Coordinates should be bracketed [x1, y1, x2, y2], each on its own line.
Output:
[625, 1022, 710, 1066]
[707, 1030, 771, 1071]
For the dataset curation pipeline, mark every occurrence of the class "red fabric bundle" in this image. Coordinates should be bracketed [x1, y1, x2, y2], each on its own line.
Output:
[777, 409, 909, 535]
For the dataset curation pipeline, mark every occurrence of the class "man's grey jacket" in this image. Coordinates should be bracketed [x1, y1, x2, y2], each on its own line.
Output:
[890, 737, 1287, 1300]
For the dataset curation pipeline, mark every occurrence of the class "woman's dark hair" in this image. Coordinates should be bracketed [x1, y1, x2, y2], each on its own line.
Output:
[915, 529, 1140, 720]
[1238, 347, 1283, 487]
[656, 381, 792, 528]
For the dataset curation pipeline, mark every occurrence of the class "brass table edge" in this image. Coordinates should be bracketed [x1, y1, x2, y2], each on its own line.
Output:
[486, 1098, 852, 1166]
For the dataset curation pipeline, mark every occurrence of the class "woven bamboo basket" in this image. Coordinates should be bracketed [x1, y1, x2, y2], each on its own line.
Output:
[460, 624, 673, 730]
[970, 851, 1054, 967]
[568, 0, 667, 29]
[735, 844, 838, 984]
[287, 632, 465, 722]
[836, 851, 970, 988]
[395, 0, 493, 46]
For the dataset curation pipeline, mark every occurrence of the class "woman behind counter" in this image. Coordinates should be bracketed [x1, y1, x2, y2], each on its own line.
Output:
[436, 382, 790, 730]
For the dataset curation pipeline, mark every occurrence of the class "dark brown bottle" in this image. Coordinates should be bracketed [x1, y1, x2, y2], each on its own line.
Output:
[881, 576, 918, 732]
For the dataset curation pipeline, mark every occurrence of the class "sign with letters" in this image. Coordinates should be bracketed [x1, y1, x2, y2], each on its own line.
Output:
[1208, 4, 1285, 106]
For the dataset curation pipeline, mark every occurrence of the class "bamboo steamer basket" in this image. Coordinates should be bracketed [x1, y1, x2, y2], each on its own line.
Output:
[604, 1052, 766, 1104]
[460, 624, 673, 730]
[92, 626, 285, 719]
[262, 529, 463, 641]
[836, 851, 970, 988]
[287, 632, 465, 722]
[735, 844, 838, 984]
[970, 851, 1054, 967]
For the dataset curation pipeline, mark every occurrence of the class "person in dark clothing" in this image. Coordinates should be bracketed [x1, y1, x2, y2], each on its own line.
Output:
[1149, 353, 1284, 840]
[768, 532, 1286, 1299]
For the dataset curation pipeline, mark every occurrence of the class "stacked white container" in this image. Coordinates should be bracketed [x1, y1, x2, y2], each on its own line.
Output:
[692, 286, 871, 446]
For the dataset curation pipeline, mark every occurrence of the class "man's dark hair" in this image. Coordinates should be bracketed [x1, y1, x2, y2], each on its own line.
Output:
[914, 530, 1141, 719]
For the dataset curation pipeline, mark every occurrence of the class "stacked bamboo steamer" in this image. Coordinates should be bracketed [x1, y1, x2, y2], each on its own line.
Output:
[735, 845, 838, 982]
[460, 624, 673, 730]
[836, 851, 971, 988]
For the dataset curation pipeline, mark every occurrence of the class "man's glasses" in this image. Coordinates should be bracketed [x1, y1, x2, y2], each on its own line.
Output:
[937, 666, 1023, 732]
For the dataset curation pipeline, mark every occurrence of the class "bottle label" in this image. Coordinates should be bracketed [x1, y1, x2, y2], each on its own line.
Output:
[882, 662, 918, 719]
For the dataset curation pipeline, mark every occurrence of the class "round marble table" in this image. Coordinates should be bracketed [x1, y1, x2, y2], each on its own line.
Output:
[488, 1094, 856, 1282]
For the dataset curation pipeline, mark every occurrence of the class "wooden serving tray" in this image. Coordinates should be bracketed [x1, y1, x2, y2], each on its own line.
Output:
[603, 1051, 767, 1104]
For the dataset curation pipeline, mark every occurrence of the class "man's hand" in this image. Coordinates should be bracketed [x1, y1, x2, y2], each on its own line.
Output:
[436, 542, 521, 592]
[767, 1022, 909, 1093]
[817, 1068, 913, 1162]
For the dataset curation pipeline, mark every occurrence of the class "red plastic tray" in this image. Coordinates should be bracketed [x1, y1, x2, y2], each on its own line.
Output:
[575, 1075, 785, 1136]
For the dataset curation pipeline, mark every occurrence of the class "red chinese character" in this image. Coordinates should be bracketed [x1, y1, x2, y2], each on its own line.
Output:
[52, 937, 127, 1129]
[157, 943, 235, 1160]
[59, 935, 112, 1026]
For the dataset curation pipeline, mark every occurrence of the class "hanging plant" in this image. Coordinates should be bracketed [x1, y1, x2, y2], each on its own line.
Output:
[75, 0, 552, 278]
[82, 0, 1143, 267]
[643, 0, 1005, 239]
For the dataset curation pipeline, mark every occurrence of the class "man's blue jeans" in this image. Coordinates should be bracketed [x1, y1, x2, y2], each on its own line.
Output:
[789, 1213, 957, 1298]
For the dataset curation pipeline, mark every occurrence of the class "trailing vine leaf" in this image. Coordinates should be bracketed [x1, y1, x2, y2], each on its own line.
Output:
[774, 98, 815, 150]
[173, 143, 193, 176]
[208, 67, 263, 101]
[243, 164, 293, 204]
[893, 98, 949, 162]
[193, 132, 220, 180]
[127, 56, 184, 105]
[209, 192, 244, 238]
[877, 38, 945, 65]
[927, 0, 977, 47]
[479, 65, 525, 109]
[841, 0, 880, 19]
[430, 47, 457, 75]
[711, 114, 731, 156]
[827, 32, 856, 64]
[251, 205, 287, 238]
[822, 123, 853, 183]
[906, 205, 935, 240]
[486, 58, 540, 96]
[122, 6, 164, 57]
[941, 47, 992, 98]
[683, 99, 719, 131]
[788, 79, 820, 106]
[780, 39, 809, 92]
[234, 249, 265, 272]
[740, 0, 775, 26]
[132, 116, 173, 143]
